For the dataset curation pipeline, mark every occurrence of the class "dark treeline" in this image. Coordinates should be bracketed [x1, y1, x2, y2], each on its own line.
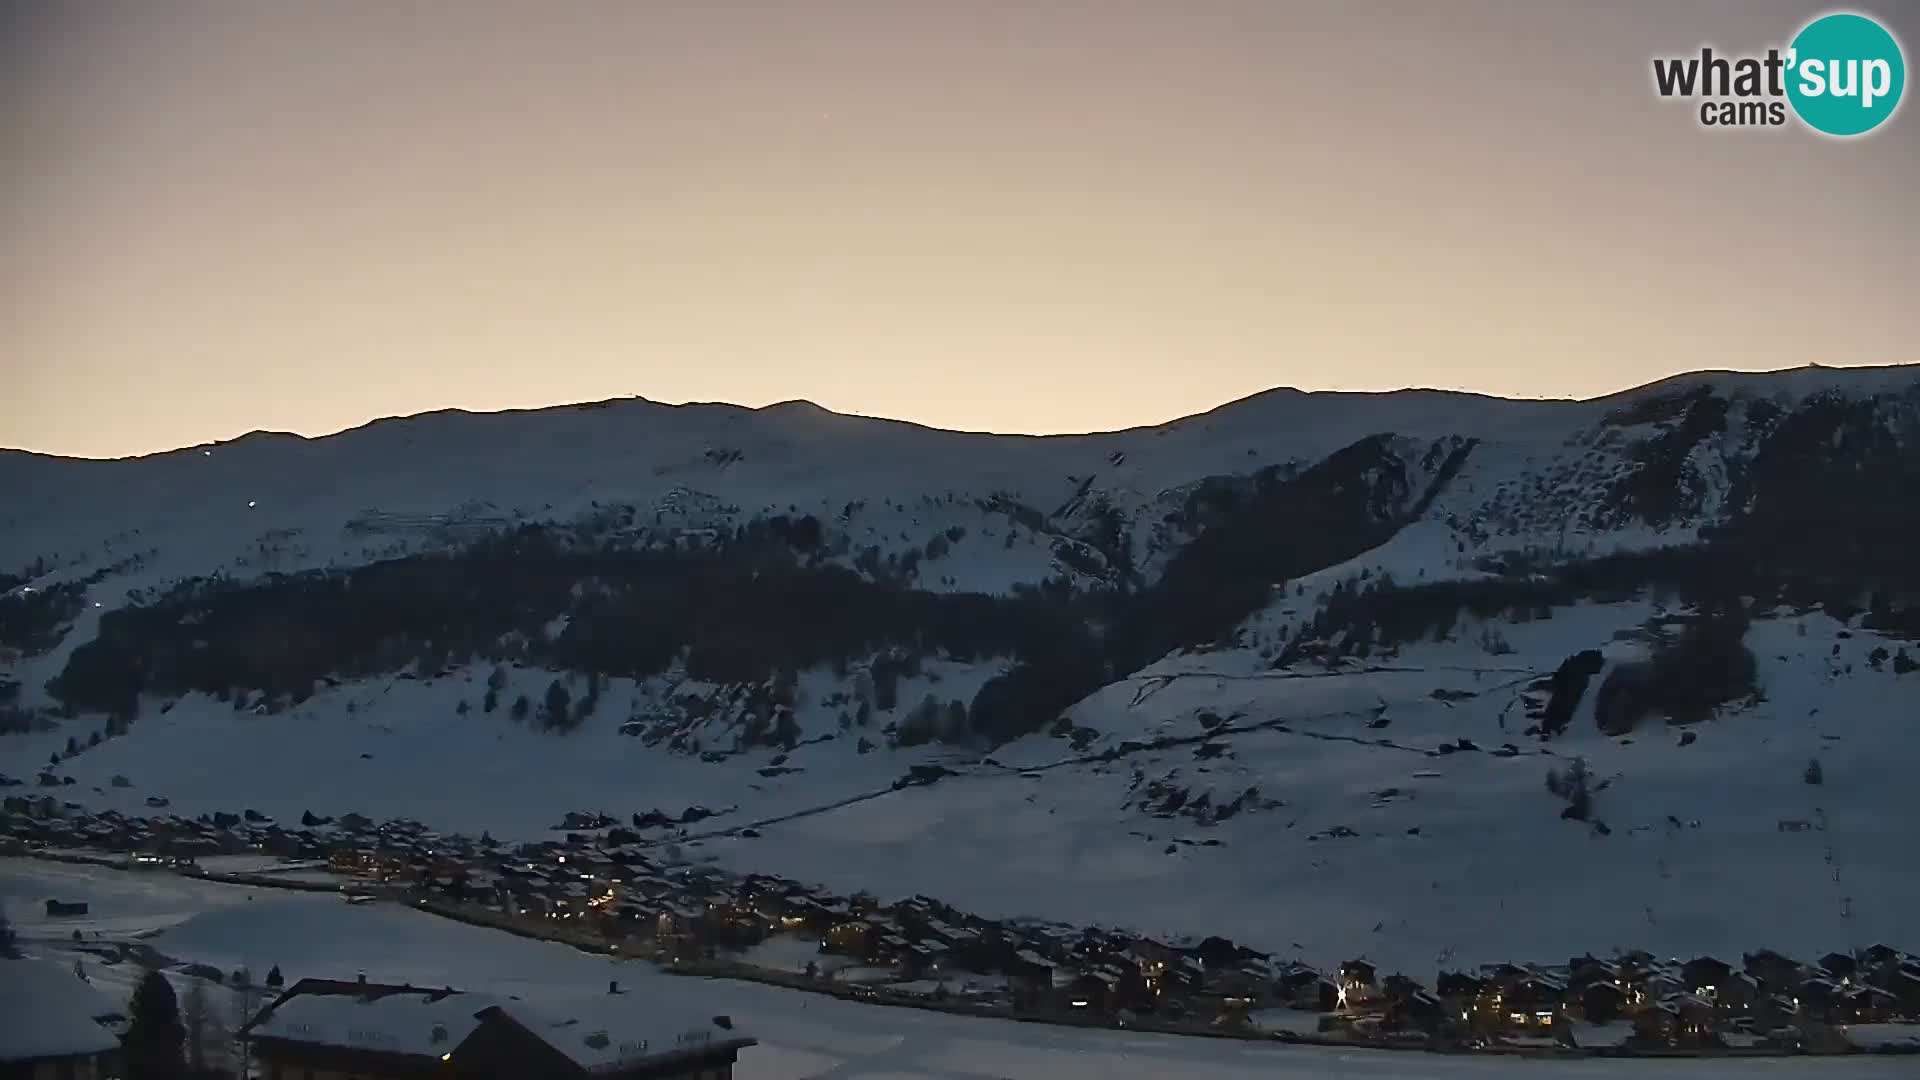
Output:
[0, 579, 86, 655]
[1283, 539, 1918, 669]
[1592, 604, 1760, 735]
[49, 434, 1460, 745]
[51, 523, 1099, 740]
[1711, 389, 1920, 605]
[1289, 388, 1920, 663]
[2, 551, 156, 657]
[1599, 387, 1730, 528]
[1280, 546, 1734, 665]
[1107, 434, 1475, 671]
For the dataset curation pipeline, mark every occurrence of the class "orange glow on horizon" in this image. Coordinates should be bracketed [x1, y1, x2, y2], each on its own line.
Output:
[4, 2, 1914, 459]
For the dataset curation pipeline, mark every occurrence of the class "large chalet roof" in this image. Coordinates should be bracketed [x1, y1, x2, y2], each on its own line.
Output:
[242, 978, 498, 1058]
[474, 995, 754, 1075]
[0, 959, 126, 1064]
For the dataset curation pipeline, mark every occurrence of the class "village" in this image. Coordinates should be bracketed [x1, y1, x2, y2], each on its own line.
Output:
[5, 791, 1919, 1058]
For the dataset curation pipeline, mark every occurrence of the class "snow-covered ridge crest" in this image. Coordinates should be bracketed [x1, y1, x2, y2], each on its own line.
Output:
[5, 363, 1912, 597]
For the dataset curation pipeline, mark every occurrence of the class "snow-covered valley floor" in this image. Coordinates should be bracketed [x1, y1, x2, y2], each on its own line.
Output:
[3, 858, 1915, 1080]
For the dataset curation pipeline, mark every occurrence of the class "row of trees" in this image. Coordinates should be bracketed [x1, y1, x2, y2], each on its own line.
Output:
[2, 549, 155, 656]
[1283, 536, 1913, 672]
[48, 524, 1114, 745]
[1713, 389, 1920, 599]
[893, 693, 971, 746]
[1112, 434, 1474, 671]
[0, 578, 85, 655]
[114, 962, 281, 1079]
[1580, 606, 1760, 737]
[1596, 387, 1730, 529]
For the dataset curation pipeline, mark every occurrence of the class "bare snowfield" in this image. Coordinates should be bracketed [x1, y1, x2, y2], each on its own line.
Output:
[4, 858, 1914, 1080]
[0, 855, 279, 939]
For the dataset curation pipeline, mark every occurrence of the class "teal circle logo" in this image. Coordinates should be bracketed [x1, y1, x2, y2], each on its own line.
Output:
[1786, 12, 1906, 136]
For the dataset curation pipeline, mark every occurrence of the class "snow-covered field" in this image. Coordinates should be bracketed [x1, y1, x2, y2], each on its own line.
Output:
[3, 859, 1914, 1080]
[0, 856, 277, 939]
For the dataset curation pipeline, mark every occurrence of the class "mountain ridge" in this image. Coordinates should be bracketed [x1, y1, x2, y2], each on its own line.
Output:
[8, 360, 1915, 465]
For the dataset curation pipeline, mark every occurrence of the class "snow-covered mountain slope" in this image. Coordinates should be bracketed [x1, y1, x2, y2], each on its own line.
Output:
[703, 605, 1919, 972]
[3, 363, 1913, 604]
[6, 363, 1920, 967]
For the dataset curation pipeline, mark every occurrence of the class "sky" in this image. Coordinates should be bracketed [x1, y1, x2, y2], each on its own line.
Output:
[3, 1, 1916, 459]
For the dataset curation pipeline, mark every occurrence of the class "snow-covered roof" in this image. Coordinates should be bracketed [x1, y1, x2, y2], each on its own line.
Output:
[0, 959, 124, 1063]
[482, 994, 752, 1073]
[246, 982, 498, 1058]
